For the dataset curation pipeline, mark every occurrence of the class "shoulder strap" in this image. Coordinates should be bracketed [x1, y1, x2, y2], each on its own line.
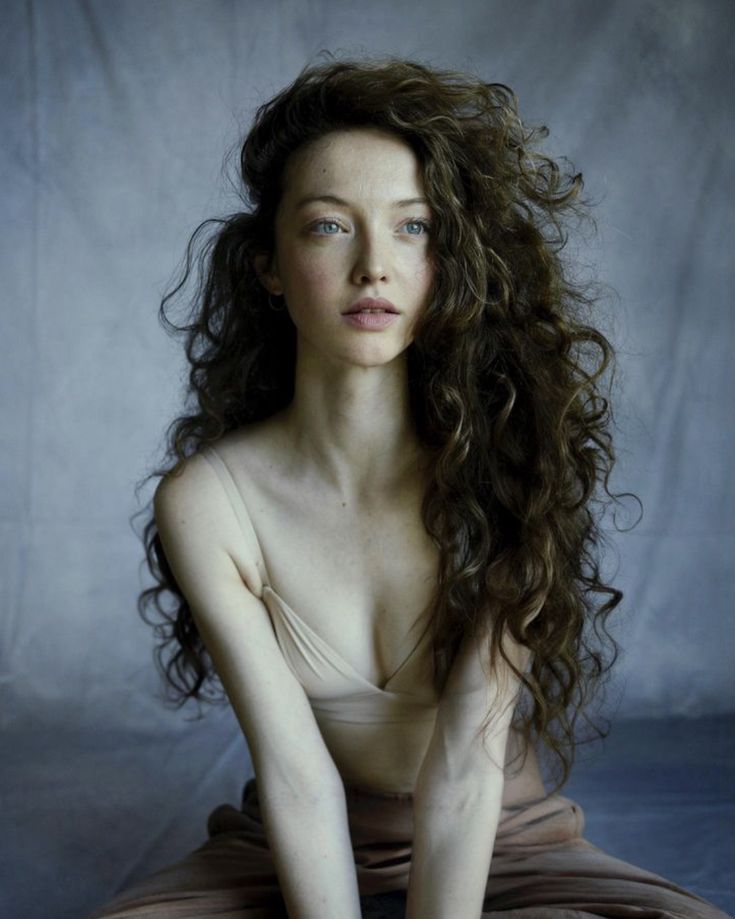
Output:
[199, 444, 271, 588]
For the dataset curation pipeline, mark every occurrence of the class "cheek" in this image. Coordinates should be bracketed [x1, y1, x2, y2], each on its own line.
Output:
[289, 250, 334, 293]
[413, 257, 435, 295]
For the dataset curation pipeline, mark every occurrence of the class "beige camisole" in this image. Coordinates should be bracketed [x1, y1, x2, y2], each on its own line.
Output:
[200, 443, 547, 802]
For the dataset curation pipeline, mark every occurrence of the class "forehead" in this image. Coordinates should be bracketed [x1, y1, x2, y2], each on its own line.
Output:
[280, 127, 425, 202]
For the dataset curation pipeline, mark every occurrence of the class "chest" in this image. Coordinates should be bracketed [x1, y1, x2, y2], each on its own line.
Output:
[243, 471, 440, 691]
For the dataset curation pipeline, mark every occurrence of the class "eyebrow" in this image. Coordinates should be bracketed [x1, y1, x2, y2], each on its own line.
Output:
[294, 194, 429, 210]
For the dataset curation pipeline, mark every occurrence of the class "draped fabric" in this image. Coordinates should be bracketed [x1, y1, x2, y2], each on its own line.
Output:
[87, 778, 732, 919]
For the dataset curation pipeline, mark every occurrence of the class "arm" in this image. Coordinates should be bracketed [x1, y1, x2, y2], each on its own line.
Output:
[405, 625, 531, 919]
[154, 455, 362, 919]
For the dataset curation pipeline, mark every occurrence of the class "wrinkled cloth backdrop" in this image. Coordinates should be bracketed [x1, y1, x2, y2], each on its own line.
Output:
[1, 1, 733, 918]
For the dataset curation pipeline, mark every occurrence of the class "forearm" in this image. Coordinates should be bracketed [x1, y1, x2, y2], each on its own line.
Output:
[405, 770, 504, 919]
[257, 775, 362, 919]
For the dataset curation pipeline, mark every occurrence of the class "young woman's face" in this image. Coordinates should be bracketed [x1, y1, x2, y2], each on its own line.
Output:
[261, 127, 435, 367]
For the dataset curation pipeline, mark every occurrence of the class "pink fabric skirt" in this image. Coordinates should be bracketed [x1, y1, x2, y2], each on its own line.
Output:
[87, 777, 731, 918]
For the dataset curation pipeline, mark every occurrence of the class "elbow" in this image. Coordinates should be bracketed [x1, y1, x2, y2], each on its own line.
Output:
[253, 755, 344, 809]
[415, 754, 505, 808]
[415, 731, 507, 805]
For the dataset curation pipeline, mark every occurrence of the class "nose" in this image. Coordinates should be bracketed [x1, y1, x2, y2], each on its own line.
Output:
[350, 227, 389, 285]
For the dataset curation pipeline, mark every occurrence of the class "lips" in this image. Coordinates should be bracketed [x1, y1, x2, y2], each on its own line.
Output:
[344, 297, 399, 314]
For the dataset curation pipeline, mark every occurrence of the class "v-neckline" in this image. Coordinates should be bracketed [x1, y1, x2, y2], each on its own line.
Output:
[201, 443, 432, 694]
[262, 584, 432, 694]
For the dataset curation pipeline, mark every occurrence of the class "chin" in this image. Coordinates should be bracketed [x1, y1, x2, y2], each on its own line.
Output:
[346, 345, 411, 368]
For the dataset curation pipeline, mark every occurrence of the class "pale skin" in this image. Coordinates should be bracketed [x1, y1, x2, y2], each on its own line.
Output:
[251, 126, 440, 696]
[155, 126, 544, 919]
[257, 127, 434, 500]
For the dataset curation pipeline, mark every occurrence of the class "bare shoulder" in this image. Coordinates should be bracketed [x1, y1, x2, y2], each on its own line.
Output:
[154, 421, 274, 498]
[154, 448, 230, 546]
[154, 448, 215, 510]
[153, 429, 271, 597]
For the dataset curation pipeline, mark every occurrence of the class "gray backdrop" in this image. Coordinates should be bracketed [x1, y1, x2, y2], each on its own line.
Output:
[2, 0, 733, 741]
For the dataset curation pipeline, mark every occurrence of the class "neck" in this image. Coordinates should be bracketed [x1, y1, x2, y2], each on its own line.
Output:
[276, 349, 426, 501]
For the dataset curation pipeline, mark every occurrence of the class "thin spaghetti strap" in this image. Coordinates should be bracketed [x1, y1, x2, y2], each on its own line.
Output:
[199, 444, 272, 588]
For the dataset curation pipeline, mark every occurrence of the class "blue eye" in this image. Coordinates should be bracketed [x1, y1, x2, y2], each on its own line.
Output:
[312, 220, 342, 234]
[404, 220, 431, 236]
[310, 217, 431, 236]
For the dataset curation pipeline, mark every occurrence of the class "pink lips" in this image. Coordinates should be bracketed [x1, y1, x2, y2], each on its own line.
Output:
[342, 297, 400, 331]
[344, 297, 399, 315]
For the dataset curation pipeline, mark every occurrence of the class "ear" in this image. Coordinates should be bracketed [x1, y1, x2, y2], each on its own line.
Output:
[252, 251, 283, 296]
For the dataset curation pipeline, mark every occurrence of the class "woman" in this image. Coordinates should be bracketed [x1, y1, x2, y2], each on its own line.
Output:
[89, 55, 730, 919]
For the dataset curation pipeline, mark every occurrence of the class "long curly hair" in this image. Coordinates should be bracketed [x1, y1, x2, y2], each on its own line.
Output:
[134, 52, 640, 791]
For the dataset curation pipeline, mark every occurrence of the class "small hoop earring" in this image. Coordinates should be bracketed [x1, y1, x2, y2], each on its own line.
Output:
[267, 292, 285, 312]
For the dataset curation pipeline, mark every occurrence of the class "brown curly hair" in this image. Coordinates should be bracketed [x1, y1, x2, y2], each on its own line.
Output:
[134, 52, 640, 791]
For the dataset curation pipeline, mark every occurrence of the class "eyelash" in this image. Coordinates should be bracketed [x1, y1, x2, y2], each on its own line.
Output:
[310, 217, 432, 236]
